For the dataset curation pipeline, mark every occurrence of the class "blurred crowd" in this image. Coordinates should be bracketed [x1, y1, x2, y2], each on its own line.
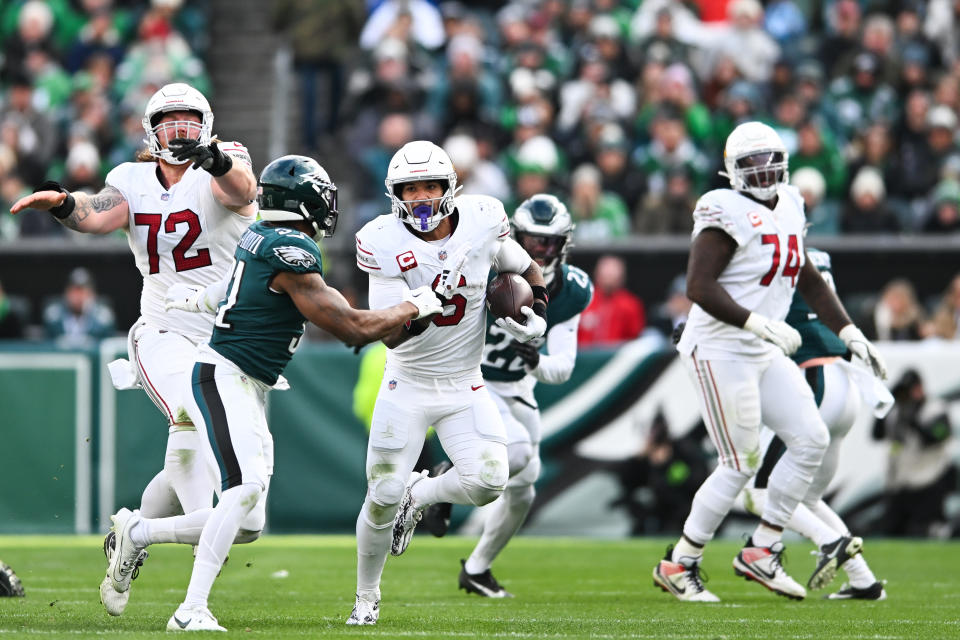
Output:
[0, 0, 209, 238]
[297, 0, 960, 241]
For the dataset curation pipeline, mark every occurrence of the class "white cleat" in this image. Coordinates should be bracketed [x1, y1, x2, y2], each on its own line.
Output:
[652, 546, 720, 602]
[105, 508, 147, 594]
[99, 574, 129, 616]
[391, 470, 428, 556]
[166, 605, 227, 632]
[346, 592, 380, 625]
[733, 541, 806, 600]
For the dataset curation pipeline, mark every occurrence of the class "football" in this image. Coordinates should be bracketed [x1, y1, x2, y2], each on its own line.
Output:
[486, 273, 534, 323]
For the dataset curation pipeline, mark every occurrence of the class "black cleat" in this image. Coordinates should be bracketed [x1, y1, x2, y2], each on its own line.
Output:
[458, 559, 513, 598]
[825, 581, 887, 600]
[420, 461, 453, 537]
[808, 536, 862, 590]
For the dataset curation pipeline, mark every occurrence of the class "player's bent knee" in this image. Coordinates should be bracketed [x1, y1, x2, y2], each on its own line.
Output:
[506, 441, 534, 477]
[460, 478, 503, 506]
[510, 453, 541, 487]
[460, 458, 509, 506]
[370, 475, 405, 507]
[234, 528, 262, 544]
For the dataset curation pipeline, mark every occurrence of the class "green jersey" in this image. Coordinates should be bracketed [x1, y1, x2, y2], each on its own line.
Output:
[481, 264, 593, 382]
[786, 248, 847, 365]
[209, 221, 323, 385]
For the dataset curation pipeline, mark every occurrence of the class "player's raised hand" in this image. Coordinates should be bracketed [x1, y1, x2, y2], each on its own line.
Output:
[496, 306, 546, 343]
[10, 183, 69, 215]
[743, 312, 801, 356]
[403, 285, 444, 319]
[168, 138, 233, 177]
[164, 283, 205, 313]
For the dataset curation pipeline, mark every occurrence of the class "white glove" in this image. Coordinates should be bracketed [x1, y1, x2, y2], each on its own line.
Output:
[164, 283, 204, 313]
[839, 324, 888, 380]
[495, 306, 547, 343]
[402, 285, 444, 319]
[434, 242, 472, 296]
[743, 311, 802, 356]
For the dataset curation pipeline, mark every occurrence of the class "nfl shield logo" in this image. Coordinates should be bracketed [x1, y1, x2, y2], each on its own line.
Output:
[161, 193, 170, 201]
[438, 249, 448, 261]
[388, 379, 397, 390]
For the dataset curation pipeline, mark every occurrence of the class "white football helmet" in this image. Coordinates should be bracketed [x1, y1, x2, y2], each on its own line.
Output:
[512, 194, 574, 286]
[142, 83, 214, 165]
[385, 141, 460, 232]
[721, 121, 789, 201]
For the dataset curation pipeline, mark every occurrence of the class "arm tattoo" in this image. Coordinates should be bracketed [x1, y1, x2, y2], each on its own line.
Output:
[65, 186, 125, 229]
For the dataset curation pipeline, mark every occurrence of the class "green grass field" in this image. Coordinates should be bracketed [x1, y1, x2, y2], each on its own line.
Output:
[0, 535, 958, 639]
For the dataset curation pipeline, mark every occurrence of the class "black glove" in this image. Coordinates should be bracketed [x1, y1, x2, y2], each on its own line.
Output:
[168, 138, 233, 176]
[511, 340, 540, 370]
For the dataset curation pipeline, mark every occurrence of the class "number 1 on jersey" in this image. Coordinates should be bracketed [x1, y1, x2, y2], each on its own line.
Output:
[759, 234, 800, 287]
[215, 260, 245, 329]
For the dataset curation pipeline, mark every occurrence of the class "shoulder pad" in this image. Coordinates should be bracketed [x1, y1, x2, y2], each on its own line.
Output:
[263, 228, 322, 274]
[218, 141, 252, 167]
[691, 190, 750, 246]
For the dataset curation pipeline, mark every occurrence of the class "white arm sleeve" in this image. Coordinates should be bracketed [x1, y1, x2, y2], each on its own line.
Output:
[532, 314, 580, 385]
[492, 236, 532, 274]
[367, 273, 405, 311]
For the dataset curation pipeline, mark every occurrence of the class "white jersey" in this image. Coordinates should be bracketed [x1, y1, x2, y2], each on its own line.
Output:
[356, 195, 512, 379]
[106, 143, 253, 342]
[677, 185, 807, 361]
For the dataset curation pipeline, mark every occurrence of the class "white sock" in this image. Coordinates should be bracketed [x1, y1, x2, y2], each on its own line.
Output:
[139, 469, 181, 518]
[355, 501, 393, 594]
[681, 465, 751, 545]
[671, 536, 704, 564]
[465, 484, 535, 575]
[842, 554, 877, 588]
[412, 468, 471, 506]
[787, 503, 840, 547]
[164, 429, 217, 514]
[134, 508, 213, 547]
[182, 483, 259, 609]
[751, 522, 782, 548]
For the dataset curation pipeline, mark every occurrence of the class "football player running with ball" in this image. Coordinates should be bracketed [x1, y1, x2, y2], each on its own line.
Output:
[419, 194, 593, 598]
[10, 83, 257, 615]
[100, 155, 443, 631]
[349, 141, 548, 625]
[741, 248, 891, 600]
[653, 122, 886, 602]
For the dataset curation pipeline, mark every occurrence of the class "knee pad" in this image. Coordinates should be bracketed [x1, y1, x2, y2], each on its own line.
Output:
[369, 475, 405, 507]
[460, 457, 509, 506]
[234, 528, 262, 544]
[506, 441, 534, 478]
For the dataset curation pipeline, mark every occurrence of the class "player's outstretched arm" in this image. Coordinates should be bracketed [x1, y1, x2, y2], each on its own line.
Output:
[168, 138, 257, 214]
[10, 183, 129, 234]
[796, 257, 852, 333]
[274, 271, 440, 347]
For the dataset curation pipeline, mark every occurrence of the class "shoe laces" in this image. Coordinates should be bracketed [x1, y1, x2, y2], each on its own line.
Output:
[682, 562, 709, 593]
[767, 543, 789, 575]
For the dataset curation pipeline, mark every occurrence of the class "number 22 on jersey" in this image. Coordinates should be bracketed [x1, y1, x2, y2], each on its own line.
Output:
[759, 233, 800, 287]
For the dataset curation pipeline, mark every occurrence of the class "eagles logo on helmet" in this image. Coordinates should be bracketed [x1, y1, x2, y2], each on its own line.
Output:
[258, 155, 339, 240]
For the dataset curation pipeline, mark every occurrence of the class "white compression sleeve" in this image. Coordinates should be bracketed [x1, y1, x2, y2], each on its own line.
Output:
[532, 314, 580, 385]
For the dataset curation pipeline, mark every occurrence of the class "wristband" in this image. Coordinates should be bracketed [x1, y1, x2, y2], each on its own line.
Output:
[532, 299, 547, 320]
[404, 317, 431, 336]
[531, 285, 549, 306]
[208, 148, 233, 177]
[35, 181, 76, 219]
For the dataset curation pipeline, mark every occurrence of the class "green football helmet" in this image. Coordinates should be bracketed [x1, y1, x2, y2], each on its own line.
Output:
[258, 155, 339, 239]
[512, 193, 574, 286]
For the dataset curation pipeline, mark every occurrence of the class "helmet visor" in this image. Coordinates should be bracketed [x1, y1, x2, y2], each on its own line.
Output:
[736, 151, 786, 190]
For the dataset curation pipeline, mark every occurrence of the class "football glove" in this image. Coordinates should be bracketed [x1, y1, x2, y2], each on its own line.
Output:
[839, 324, 888, 380]
[511, 339, 540, 370]
[403, 285, 444, 319]
[743, 312, 801, 356]
[434, 243, 471, 296]
[496, 306, 547, 343]
[167, 138, 233, 176]
[164, 283, 205, 313]
[0, 561, 24, 597]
